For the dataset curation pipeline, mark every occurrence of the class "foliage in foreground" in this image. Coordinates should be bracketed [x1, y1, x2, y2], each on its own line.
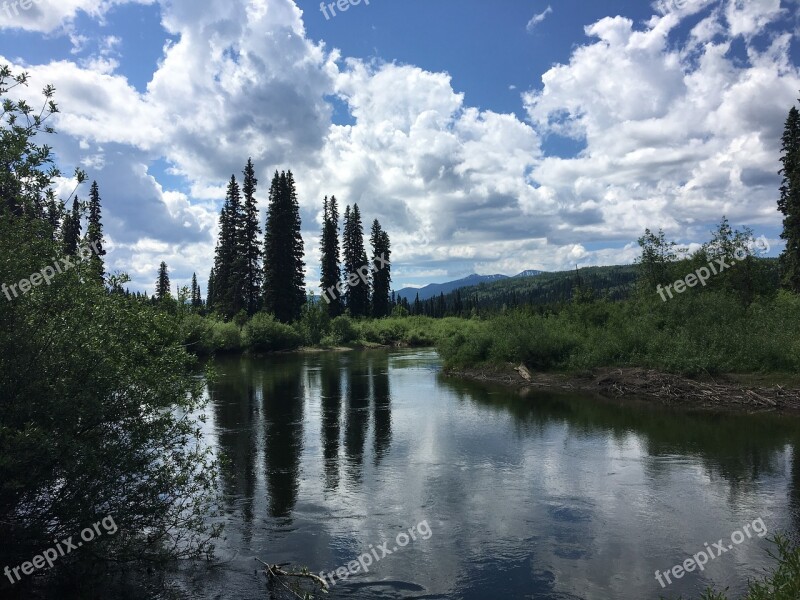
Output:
[669, 535, 800, 600]
[0, 66, 220, 597]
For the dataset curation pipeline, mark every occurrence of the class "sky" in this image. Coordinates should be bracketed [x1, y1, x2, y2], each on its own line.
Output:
[1, 0, 799, 294]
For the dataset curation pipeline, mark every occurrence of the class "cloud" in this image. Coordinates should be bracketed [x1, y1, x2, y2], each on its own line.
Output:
[2, 0, 798, 293]
[0, 0, 154, 33]
[523, 7, 800, 242]
[526, 5, 553, 32]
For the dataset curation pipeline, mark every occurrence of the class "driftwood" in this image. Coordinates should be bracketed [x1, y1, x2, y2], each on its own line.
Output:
[515, 364, 533, 382]
[446, 364, 800, 412]
[594, 368, 800, 410]
[256, 558, 328, 599]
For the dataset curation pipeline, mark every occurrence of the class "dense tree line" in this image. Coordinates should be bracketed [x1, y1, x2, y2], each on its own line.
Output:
[201, 162, 393, 323]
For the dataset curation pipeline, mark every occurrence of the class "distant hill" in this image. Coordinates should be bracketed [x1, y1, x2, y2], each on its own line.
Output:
[396, 273, 509, 302]
[449, 265, 639, 308]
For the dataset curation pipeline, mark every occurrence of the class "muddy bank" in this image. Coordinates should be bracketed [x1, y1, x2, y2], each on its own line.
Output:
[443, 364, 800, 412]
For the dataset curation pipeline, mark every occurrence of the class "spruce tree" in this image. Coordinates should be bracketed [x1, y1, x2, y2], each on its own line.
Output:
[207, 268, 216, 311]
[342, 204, 370, 317]
[156, 261, 171, 301]
[287, 171, 306, 318]
[320, 195, 343, 316]
[190, 272, 202, 309]
[86, 181, 106, 283]
[61, 195, 81, 255]
[779, 100, 800, 292]
[211, 175, 246, 318]
[263, 171, 306, 322]
[241, 159, 263, 314]
[369, 219, 391, 318]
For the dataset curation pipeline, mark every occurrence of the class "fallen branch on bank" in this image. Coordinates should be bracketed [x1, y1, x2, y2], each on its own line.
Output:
[593, 368, 800, 410]
[256, 558, 328, 599]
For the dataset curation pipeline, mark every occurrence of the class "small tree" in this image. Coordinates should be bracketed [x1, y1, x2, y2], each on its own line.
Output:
[156, 261, 171, 301]
[635, 228, 683, 292]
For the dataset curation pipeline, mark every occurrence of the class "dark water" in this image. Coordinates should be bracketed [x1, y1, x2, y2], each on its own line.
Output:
[172, 349, 800, 600]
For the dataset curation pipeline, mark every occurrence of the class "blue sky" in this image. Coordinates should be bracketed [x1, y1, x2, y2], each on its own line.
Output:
[1, 0, 799, 293]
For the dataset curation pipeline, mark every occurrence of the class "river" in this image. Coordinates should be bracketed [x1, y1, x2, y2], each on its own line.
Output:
[169, 349, 800, 600]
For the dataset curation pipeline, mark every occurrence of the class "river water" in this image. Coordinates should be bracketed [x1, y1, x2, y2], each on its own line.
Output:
[171, 349, 800, 600]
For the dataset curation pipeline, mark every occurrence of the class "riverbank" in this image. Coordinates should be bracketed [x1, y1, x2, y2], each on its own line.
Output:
[444, 363, 800, 412]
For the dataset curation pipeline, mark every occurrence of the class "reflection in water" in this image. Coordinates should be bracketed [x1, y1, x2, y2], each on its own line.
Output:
[195, 350, 800, 600]
[262, 357, 304, 519]
[344, 356, 371, 485]
[372, 353, 391, 466]
[209, 360, 258, 544]
[320, 353, 342, 491]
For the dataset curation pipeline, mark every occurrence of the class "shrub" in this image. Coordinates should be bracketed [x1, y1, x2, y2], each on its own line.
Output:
[329, 316, 358, 345]
[210, 320, 243, 353]
[180, 313, 215, 355]
[244, 313, 303, 352]
[297, 300, 331, 345]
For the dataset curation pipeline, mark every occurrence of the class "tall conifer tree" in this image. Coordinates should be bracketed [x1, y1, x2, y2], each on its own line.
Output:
[190, 272, 202, 309]
[241, 159, 263, 314]
[211, 175, 246, 318]
[343, 204, 370, 317]
[86, 181, 106, 283]
[320, 195, 343, 316]
[263, 171, 306, 322]
[155, 261, 171, 301]
[369, 219, 391, 318]
[61, 195, 81, 255]
[779, 99, 800, 292]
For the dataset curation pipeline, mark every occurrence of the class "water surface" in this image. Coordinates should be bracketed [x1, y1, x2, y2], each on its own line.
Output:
[176, 349, 800, 599]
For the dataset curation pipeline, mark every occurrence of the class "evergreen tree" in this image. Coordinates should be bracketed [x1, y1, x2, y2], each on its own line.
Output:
[211, 175, 246, 318]
[156, 261, 171, 301]
[61, 195, 81, 255]
[320, 195, 343, 316]
[241, 159, 263, 314]
[190, 272, 202, 309]
[263, 171, 306, 322]
[207, 268, 216, 311]
[779, 100, 800, 292]
[86, 181, 106, 283]
[342, 204, 370, 317]
[369, 219, 391, 318]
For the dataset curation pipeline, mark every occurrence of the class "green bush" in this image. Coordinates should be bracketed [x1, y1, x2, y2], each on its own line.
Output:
[180, 313, 215, 355]
[243, 313, 302, 352]
[329, 315, 358, 345]
[297, 300, 331, 345]
[210, 320, 243, 353]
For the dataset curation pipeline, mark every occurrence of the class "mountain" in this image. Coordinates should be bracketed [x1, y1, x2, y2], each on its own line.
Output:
[396, 273, 508, 302]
